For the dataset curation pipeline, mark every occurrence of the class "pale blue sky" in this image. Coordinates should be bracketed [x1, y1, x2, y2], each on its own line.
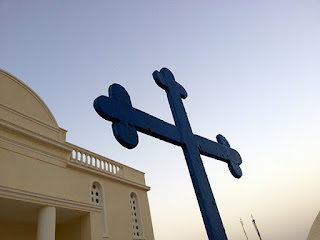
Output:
[1, 1, 320, 239]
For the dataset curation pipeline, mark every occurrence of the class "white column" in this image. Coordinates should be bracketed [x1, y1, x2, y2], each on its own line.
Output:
[37, 206, 56, 240]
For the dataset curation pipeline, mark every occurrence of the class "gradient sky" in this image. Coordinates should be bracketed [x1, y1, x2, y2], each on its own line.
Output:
[1, 1, 320, 239]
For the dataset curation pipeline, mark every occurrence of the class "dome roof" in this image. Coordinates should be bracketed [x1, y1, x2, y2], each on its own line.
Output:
[0, 69, 66, 142]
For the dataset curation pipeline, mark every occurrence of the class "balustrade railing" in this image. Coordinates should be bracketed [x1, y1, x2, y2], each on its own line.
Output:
[68, 144, 123, 177]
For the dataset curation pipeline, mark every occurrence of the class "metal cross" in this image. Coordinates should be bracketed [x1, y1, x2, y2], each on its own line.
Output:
[94, 68, 242, 240]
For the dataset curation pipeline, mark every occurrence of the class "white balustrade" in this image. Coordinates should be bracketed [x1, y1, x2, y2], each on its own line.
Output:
[70, 146, 122, 177]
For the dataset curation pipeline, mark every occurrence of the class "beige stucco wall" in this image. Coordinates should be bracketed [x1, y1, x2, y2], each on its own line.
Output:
[0, 222, 37, 240]
[0, 69, 154, 240]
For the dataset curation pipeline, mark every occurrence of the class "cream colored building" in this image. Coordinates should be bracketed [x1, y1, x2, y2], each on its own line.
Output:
[0, 69, 155, 240]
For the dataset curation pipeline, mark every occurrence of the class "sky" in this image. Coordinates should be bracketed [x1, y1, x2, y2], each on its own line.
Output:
[1, 1, 320, 239]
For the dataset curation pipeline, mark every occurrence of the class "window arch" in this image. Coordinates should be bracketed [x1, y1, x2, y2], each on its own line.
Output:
[90, 181, 102, 205]
[130, 192, 143, 238]
[90, 181, 109, 237]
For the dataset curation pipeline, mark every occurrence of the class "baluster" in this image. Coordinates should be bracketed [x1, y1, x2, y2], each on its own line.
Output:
[105, 162, 109, 172]
[91, 157, 94, 167]
[101, 160, 105, 170]
[97, 159, 100, 169]
[82, 153, 86, 164]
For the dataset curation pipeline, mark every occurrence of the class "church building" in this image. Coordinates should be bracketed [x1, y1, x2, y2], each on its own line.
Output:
[0, 69, 155, 240]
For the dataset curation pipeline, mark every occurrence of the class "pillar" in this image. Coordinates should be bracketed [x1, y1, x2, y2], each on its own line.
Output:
[37, 206, 56, 240]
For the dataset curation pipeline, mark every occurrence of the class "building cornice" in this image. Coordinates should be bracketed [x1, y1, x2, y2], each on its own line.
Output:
[0, 118, 71, 152]
[0, 102, 61, 133]
[0, 185, 102, 213]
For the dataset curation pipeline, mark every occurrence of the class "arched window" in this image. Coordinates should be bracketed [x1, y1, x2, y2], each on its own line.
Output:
[130, 192, 143, 238]
[90, 181, 102, 205]
[90, 181, 109, 237]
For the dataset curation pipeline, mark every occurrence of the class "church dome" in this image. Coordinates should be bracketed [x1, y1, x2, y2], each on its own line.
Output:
[0, 69, 66, 142]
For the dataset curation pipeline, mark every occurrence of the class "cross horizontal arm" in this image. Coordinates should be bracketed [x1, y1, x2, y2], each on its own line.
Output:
[95, 95, 242, 170]
[196, 135, 242, 178]
[196, 135, 242, 165]
[94, 95, 181, 146]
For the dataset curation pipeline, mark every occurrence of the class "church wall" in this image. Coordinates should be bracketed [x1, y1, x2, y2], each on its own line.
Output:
[56, 216, 82, 240]
[0, 69, 154, 240]
[0, 222, 37, 240]
[1, 142, 154, 239]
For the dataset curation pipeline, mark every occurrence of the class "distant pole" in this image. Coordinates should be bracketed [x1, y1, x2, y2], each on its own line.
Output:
[240, 218, 249, 240]
[251, 214, 262, 240]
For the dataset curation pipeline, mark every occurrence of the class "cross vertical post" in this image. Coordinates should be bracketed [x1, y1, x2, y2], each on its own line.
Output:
[153, 69, 228, 240]
[94, 68, 243, 240]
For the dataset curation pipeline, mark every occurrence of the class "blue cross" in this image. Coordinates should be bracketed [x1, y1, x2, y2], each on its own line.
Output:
[94, 68, 242, 240]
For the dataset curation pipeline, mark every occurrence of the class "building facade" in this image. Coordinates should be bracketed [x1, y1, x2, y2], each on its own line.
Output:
[0, 69, 155, 240]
